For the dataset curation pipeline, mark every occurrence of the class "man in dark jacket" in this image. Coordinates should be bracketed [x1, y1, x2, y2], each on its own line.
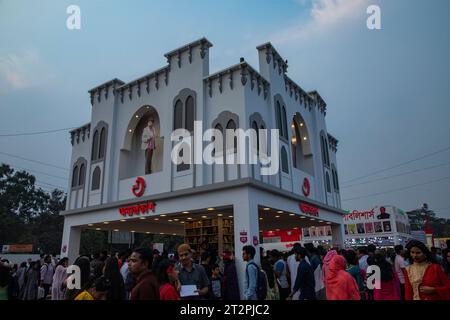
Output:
[288, 247, 316, 300]
[128, 247, 159, 300]
[222, 252, 240, 300]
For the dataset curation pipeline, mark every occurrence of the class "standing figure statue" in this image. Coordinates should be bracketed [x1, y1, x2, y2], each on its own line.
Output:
[141, 118, 156, 175]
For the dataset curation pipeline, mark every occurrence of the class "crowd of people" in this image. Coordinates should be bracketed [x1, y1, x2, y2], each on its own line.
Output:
[0, 239, 449, 300]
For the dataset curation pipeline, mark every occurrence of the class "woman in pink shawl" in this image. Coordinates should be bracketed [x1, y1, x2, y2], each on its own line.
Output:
[51, 258, 68, 300]
[325, 255, 361, 300]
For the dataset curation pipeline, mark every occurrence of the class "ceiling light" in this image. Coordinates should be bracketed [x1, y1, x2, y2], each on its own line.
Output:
[202, 216, 207, 218]
[154, 218, 159, 221]
[300, 123, 304, 127]
[300, 216, 306, 219]
[277, 211, 284, 214]
[88, 224, 93, 227]
[207, 208, 214, 211]
[181, 221, 185, 224]
[275, 215, 280, 218]
[140, 217, 146, 220]
[263, 207, 270, 211]
[187, 217, 193, 220]
[128, 129, 132, 133]
[218, 214, 223, 217]
[259, 217, 263, 220]
[160, 214, 166, 217]
[319, 220, 324, 223]
[160, 233, 164, 235]
[135, 115, 139, 118]
[310, 218, 316, 221]
[326, 222, 332, 225]
[103, 222, 109, 225]
[182, 211, 189, 214]
[289, 213, 295, 216]
[131, 230, 135, 233]
[95, 228, 101, 231]
[113, 229, 119, 232]
[168, 220, 173, 222]
[146, 232, 150, 234]
[303, 137, 307, 141]
[174, 219, 179, 221]
[120, 219, 126, 222]
[228, 215, 233, 218]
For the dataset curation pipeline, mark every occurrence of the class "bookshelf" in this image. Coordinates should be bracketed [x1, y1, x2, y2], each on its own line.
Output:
[184, 217, 234, 253]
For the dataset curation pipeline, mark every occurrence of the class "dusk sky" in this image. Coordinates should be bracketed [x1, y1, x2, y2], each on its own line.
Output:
[1, 0, 449, 218]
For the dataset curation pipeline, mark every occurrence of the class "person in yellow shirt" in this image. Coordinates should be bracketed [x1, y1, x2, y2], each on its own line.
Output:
[74, 276, 110, 300]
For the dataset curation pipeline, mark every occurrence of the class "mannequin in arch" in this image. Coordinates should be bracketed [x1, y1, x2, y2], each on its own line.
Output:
[141, 117, 157, 174]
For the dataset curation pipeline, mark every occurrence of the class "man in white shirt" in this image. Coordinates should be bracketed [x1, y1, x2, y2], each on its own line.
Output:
[394, 245, 406, 300]
[287, 243, 311, 300]
[273, 250, 290, 300]
[357, 247, 369, 272]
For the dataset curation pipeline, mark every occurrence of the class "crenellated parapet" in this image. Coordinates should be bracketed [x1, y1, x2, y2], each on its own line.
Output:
[88, 79, 125, 106]
[327, 133, 338, 152]
[203, 59, 270, 100]
[70, 123, 91, 146]
[308, 90, 327, 115]
[283, 75, 316, 111]
[256, 42, 289, 75]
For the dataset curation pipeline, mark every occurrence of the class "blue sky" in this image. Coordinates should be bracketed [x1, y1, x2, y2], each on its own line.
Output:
[1, 0, 450, 218]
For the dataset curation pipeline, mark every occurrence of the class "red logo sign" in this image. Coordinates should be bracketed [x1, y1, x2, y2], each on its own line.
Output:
[302, 178, 310, 197]
[240, 231, 248, 244]
[132, 177, 146, 197]
[253, 235, 259, 246]
[299, 202, 319, 217]
[119, 201, 156, 217]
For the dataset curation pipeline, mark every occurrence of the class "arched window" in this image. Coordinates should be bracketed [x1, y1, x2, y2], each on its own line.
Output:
[92, 166, 101, 191]
[281, 146, 289, 174]
[78, 163, 85, 186]
[333, 169, 340, 191]
[99, 127, 106, 159]
[320, 133, 330, 167]
[226, 119, 237, 153]
[325, 171, 331, 193]
[282, 105, 288, 139]
[276, 101, 282, 136]
[185, 96, 194, 133]
[92, 130, 99, 161]
[252, 121, 259, 154]
[71, 165, 79, 188]
[174, 99, 183, 130]
[213, 124, 223, 157]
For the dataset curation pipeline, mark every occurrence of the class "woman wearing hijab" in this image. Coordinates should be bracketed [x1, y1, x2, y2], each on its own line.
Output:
[325, 255, 360, 300]
[51, 258, 68, 300]
[404, 240, 450, 300]
[322, 249, 337, 288]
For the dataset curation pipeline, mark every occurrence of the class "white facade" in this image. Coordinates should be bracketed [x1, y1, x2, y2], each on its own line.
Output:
[61, 38, 346, 298]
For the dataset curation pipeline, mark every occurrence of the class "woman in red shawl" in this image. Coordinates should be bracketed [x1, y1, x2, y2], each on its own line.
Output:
[404, 240, 450, 300]
[325, 255, 361, 300]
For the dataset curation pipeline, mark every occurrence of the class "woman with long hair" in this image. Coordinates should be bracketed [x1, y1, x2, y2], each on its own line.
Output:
[51, 257, 69, 300]
[343, 250, 364, 294]
[103, 256, 126, 300]
[325, 255, 360, 300]
[404, 240, 450, 300]
[156, 259, 180, 300]
[65, 256, 93, 300]
[371, 252, 401, 300]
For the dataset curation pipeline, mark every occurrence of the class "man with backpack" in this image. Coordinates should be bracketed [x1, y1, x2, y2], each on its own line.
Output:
[40, 255, 54, 299]
[242, 245, 267, 300]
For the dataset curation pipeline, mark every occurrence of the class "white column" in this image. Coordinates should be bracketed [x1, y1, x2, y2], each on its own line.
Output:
[60, 219, 82, 264]
[331, 223, 345, 249]
[232, 188, 260, 299]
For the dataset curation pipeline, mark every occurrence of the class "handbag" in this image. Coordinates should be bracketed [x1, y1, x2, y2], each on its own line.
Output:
[37, 286, 45, 300]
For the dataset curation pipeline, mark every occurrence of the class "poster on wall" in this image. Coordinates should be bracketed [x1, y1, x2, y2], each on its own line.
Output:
[303, 228, 310, 237]
[309, 227, 317, 237]
[326, 226, 332, 236]
[357, 223, 365, 234]
[365, 222, 374, 234]
[374, 222, 383, 233]
[383, 221, 392, 232]
[344, 225, 348, 235]
[348, 224, 357, 235]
